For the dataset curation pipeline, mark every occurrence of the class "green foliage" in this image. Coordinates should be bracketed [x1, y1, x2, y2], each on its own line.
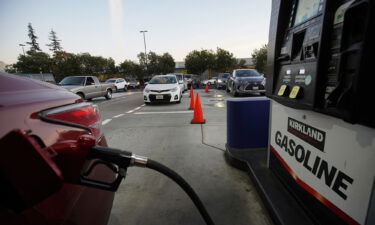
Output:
[12, 51, 51, 73]
[237, 59, 247, 68]
[159, 53, 175, 74]
[251, 44, 268, 73]
[185, 49, 215, 75]
[26, 23, 41, 52]
[46, 29, 63, 54]
[215, 48, 237, 72]
[119, 60, 145, 80]
[137, 51, 175, 75]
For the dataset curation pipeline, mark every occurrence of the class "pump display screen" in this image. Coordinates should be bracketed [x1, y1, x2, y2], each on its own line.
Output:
[294, 0, 320, 25]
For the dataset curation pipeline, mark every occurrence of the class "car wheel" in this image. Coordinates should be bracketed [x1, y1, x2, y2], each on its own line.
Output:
[231, 85, 239, 97]
[77, 93, 85, 100]
[114, 87, 118, 92]
[226, 85, 230, 93]
[124, 86, 128, 92]
[105, 89, 112, 100]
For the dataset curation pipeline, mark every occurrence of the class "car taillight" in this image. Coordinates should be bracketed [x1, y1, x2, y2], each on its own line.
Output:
[40, 103, 102, 139]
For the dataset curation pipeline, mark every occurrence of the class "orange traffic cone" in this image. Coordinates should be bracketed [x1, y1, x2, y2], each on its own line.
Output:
[191, 93, 206, 124]
[205, 83, 209, 93]
[189, 86, 194, 98]
[188, 89, 195, 110]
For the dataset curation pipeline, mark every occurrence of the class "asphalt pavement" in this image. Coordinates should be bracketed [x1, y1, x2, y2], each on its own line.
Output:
[94, 88, 273, 225]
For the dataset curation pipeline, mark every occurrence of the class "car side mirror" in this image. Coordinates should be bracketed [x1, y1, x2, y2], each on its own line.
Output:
[0, 130, 63, 213]
[179, 80, 183, 84]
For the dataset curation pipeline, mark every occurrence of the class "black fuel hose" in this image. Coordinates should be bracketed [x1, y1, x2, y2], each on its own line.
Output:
[145, 159, 215, 225]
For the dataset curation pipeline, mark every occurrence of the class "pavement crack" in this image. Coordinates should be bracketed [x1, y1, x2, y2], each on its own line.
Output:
[200, 124, 225, 152]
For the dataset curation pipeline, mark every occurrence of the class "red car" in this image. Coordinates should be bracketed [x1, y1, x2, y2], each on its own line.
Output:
[0, 72, 114, 225]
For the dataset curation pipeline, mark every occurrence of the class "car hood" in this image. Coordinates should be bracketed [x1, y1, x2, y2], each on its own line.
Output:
[60, 85, 82, 91]
[146, 83, 178, 90]
[236, 76, 264, 83]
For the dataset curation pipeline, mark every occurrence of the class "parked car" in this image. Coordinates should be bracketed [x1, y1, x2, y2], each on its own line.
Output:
[0, 72, 114, 225]
[59, 76, 115, 100]
[127, 78, 140, 89]
[143, 75, 182, 104]
[174, 73, 187, 92]
[184, 74, 193, 89]
[202, 77, 217, 86]
[15, 73, 56, 84]
[216, 73, 230, 89]
[105, 78, 128, 92]
[226, 69, 266, 96]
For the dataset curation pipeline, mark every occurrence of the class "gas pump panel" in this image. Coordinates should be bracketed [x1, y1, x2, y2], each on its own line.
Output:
[267, 0, 375, 128]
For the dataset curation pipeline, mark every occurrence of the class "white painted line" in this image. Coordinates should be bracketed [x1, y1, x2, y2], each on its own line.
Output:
[141, 104, 146, 107]
[113, 114, 125, 118]
[126, 110, 135, 114]
[102, 119, 112, 125]
[134, 111, 192, 115]
[134, 107, 141, 111]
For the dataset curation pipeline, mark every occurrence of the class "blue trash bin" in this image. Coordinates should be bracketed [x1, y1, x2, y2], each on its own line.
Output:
[226, 97, 270, 169]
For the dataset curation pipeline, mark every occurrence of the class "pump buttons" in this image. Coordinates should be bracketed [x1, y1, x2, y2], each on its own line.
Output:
[278, 85, 289, 96]
[289, 86, 301, 99]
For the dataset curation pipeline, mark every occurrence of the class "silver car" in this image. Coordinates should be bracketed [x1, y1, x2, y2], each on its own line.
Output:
[59, 76, 115, 100]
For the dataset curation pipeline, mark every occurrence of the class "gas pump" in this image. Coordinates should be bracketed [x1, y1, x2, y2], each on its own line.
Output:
[266, 0, 375, 224]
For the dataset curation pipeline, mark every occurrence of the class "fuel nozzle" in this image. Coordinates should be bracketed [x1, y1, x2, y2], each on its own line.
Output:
[80, 145, 215, 225]
[79, 145, 148, 192]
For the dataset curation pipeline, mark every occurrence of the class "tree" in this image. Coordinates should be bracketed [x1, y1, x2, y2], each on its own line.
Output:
[46, 29, 63, 54]
[119, 60, 145, 80]
[159, 53, 175, 74]
[12, 50, 51, 73]
[237, 59, 247, 68]
[137, 51, 175, 75]
[26, 23, 41, 51]
[215, 48, 237, 72]
[251, 44, 268, 73]
[185, 49, 215, 75]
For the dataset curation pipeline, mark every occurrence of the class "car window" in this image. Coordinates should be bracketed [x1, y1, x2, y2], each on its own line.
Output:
[219, 74, 229, 78]
[105, 79, 116, 83]
[149, 76, 177, 84]
[175, 75, 183, 81]
[59, 77, 85, 85]
[235, 70, 261, 77]
[86, 77, 95, 85]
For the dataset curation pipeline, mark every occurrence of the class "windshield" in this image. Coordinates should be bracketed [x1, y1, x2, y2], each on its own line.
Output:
[105, 80, 116, 83]
[175, 75, 183, 80]
[59, 77, 85, 85]
[184, 75, 192, 79]
[149, 76, 177, 84]
[219, 74, 229, 79]
[236, 70, 261, 77]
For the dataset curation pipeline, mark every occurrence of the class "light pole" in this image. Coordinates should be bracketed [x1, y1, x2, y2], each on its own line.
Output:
[19, 44, 26, 56]
[139, 30, 148, 69]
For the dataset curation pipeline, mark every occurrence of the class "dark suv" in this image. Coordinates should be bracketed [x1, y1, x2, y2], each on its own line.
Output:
[226, 69, 266, 96]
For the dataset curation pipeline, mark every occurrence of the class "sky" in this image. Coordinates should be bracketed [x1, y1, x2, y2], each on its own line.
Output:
[0, 0, 271, 65]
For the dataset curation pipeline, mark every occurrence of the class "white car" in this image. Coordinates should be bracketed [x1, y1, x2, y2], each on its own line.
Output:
[143, 75, 182, 104]
[174, 74, 188, 92]
[105, 78, 128, 92]
[202, 78, 216, 85]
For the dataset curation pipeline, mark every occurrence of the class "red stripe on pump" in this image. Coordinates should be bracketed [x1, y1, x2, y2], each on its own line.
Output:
[270, 145, 359, 225]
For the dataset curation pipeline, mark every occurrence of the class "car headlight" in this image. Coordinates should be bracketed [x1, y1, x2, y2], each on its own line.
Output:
[218, 79, 222, 83]
[144, 88, 150, 93]
[170, 87, 178, 92]
[261, 79, 266, 86]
